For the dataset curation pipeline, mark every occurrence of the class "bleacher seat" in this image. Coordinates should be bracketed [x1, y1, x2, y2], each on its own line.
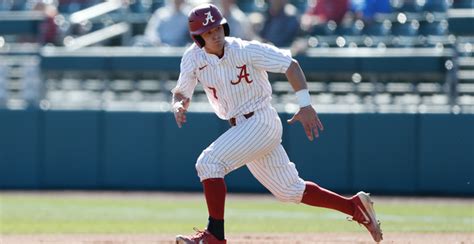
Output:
[137, 80, 160, 93]
[109, 80, 134, 93]
[312, 93, 335, 104]
[419, 20, 448, 36]
[328, 82, 355, 94]
[336, 20, 364, 36]
[423, 0, 450, 13]
[417, 83, 443, 94]
[374, 93, 393, 104]
[394, 93, 421, 105]
[363, 20, 391, 36]
[452, 0, 474, 9]
[83, 79, 105, 92]
[391, 20, 419, 36]
[311, 21, 337, 36]
[386, 82, 414, 94]
[307, 82, 327, 93]
[394, 0, 423, 13]
[458, 83, 474, 95]
[356, 83, 375, 95]
[61, 79, 82, 90]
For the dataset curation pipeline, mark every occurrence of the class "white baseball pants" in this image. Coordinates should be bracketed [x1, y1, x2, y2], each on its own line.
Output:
[196, 106, 306, 203]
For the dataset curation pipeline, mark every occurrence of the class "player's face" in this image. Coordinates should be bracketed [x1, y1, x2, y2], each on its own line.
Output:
[202, 25, 225, 54]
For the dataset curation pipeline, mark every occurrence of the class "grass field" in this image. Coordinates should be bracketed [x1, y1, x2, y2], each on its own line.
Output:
[1, 191, 473, 236]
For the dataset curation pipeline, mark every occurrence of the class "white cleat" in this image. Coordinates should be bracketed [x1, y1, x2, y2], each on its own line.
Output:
[350, 191, 383, 243]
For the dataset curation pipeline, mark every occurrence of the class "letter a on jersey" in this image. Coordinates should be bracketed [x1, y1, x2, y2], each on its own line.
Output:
[231, 65, 253, 85]
[203, 11, 215, 26]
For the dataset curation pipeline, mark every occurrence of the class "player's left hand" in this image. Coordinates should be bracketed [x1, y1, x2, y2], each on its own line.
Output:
[287, 105, 324, 141]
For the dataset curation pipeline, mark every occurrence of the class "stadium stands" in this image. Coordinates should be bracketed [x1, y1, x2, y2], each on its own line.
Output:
[0, 0, 472, 113]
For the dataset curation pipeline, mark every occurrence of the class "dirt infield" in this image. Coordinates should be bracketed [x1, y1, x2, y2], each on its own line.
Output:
[2, 233, 473, 244]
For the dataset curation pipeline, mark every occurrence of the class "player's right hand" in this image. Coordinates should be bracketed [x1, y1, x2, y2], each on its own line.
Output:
[173, 98, 190, 128]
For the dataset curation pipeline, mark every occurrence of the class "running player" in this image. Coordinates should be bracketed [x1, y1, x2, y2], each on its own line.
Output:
[172, 4, 383, 244]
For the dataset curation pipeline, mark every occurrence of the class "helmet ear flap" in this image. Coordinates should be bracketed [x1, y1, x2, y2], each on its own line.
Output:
[193, 35, 205, 48]
[223, 23, 230, 36]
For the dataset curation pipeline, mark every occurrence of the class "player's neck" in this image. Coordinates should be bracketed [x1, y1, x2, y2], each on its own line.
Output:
[204, 46, 225, 59]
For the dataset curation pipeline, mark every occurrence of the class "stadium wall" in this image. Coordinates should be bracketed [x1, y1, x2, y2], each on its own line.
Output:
[0, 110, 472, 196]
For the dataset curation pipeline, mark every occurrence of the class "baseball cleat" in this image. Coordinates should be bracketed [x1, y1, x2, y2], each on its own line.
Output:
[350, 191, 383, 243]
[176, 227, 227, 244]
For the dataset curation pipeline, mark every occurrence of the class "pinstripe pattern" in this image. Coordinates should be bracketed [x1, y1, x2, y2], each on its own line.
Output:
[174, 37, 305, 203]
[195, 107, 306, 203]
[247, 146, 306, 203]
[196, 107, 280, 177]
[172, 37, 292, 120]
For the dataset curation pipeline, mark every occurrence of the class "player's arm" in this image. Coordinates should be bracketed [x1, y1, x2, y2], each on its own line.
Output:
[172, 92, 191, 128]
[172, 48, 198, 128]
[285, 59, 324, 141]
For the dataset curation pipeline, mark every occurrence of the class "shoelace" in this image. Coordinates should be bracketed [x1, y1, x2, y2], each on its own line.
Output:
[189, 227, 206, 240]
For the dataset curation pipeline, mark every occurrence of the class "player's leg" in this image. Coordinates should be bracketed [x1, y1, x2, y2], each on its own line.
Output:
[301, 181, 354, 215]
[246, 144, 353, 213]
[246, 145, 383, 242]
[246, 144, 306, 203]
[195, 106, 283, 181]
[177, 108, 282, 243]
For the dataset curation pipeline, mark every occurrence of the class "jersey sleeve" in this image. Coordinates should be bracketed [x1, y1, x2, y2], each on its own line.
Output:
[171, 49, 198, 99]
[246, 40, 293, 73]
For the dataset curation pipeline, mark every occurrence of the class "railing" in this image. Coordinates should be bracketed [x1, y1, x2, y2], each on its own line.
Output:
[0, 11, 44, 35]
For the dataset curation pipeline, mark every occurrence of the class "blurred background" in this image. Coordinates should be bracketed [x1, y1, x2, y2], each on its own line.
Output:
[0, 0, 472, 196]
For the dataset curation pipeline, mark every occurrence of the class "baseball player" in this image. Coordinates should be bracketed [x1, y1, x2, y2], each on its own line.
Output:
[172, 4, 383, 244]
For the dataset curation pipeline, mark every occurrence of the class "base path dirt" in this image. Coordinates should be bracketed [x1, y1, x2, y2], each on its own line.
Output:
[2, 233, 473, 244]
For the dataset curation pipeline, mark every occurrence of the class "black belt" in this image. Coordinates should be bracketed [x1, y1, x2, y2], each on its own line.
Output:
[229, 112, 254, 127]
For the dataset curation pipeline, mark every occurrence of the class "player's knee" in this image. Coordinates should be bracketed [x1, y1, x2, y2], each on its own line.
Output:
[195, 152, 210, 175]
[271, 180, 306, 203]
[195, 151, 226, 181]
[273, 190, 301, 203]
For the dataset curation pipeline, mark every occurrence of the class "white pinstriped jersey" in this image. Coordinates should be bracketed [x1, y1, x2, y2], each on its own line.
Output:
[172, 37, 293, 120]
[175, 37, 307, 201]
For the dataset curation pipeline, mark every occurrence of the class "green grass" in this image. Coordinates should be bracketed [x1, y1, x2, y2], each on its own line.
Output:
[0, 193, 473, 234]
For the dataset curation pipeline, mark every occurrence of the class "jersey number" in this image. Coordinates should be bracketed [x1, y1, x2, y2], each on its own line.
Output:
[208, 87, 218, 100]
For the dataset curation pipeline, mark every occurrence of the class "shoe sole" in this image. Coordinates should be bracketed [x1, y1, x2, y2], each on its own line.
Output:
[357, 191, 383, 242]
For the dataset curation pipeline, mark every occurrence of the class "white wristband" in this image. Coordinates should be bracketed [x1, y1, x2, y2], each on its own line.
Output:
[295, 89, 311, 107]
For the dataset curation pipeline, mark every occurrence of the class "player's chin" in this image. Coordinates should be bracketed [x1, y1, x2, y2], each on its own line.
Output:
[213, 39, 224, 46]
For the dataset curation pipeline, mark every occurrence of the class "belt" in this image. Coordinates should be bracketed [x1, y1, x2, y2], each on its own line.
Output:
[229, 112, 254, 127]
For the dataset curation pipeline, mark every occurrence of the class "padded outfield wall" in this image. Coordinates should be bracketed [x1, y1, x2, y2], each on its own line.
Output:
[0, 110, 472, 195]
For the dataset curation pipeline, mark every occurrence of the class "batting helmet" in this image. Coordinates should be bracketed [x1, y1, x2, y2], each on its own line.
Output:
[188, 4, 230, 48]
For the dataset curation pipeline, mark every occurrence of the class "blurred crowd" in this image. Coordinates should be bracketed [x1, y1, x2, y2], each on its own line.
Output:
[0, 0, 466, 48]
[128, 0, 455, 49]
[1, 0, 473, 111]
[138, 0, 460, 50]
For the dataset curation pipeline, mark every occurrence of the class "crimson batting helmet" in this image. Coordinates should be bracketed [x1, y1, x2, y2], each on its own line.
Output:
[188, 4, 230, 48]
